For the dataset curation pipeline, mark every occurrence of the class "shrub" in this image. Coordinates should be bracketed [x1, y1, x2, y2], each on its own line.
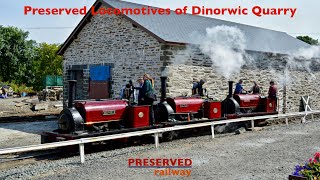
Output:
[292, 152, 320, 180]
[1, 81, 35, 96]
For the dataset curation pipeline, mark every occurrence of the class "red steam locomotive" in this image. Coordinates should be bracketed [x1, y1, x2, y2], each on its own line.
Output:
[41, 77, 277, 143]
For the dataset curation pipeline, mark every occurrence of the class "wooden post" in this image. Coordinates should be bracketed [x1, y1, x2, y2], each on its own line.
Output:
[283, 69, 287, 114]
[251, 120, 255, 131]
[154, 133, 159, 148]
[79, 143, 85, 163]
[211, 125, 215, 139]
[301, 116, 306, 124]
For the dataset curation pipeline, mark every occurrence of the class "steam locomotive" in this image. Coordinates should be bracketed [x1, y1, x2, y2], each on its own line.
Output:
[41, 77, 277, 143]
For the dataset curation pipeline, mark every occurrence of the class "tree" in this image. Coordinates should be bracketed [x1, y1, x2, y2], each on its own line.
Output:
[296, 35, 319, 45]
[0, 26, 36, 85]
[0, 26, 63, 90]
[32, 43, 63, 90]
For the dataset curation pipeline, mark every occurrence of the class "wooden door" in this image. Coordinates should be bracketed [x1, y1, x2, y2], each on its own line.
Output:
[89, 65, 111, 99]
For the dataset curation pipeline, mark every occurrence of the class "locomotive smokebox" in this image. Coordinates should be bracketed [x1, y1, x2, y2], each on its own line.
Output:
[156, 75, 174, 122]
[228, 81, 234, 98]
[222, 80, 240, 116]
[68, 80, 77, 108]
[160, 76, 167, 102]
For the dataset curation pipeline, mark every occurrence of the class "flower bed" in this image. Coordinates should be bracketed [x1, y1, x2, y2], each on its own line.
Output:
[290, 152, 320, 180]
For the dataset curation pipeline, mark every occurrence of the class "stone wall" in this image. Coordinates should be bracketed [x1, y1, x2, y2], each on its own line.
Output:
[62, 5, 163, 105]
[161, 45, 320, 113]
[62, 6, 320, 113]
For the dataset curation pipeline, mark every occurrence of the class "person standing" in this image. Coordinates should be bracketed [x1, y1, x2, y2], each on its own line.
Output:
[234, 79, 244, 94]
[250, 81, 261, 94]
[192, 79, 206, 96]
[140, 73, 156, 125]
[268, 80, 278, 107]
[120, 80, 133, 101]
[133, 78, 144, 104]
[1, 86, 7, 98]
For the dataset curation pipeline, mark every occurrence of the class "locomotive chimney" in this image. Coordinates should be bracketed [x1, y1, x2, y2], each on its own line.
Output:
[68, 80, 77, 108]
[228, 81, 234, 98]
[160, 76, 167, 102]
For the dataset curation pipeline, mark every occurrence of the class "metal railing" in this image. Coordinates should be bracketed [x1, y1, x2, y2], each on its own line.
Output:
[0, 110, 319, 164]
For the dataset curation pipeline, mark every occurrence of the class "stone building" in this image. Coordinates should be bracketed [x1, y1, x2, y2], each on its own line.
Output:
[58, 0, 320, 112]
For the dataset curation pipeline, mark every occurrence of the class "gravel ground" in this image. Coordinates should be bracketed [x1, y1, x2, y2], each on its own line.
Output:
[0, 121, 57, 148]
[0, 97, 62, 117]
[1, 119, 320, 180]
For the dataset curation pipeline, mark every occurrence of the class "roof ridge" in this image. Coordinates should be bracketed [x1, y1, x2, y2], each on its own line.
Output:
[107, 0, 287, 34]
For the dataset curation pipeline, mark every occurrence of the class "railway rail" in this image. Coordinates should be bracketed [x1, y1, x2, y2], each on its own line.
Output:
[0, 150, 65, 171]
[0, 113, 59, 123]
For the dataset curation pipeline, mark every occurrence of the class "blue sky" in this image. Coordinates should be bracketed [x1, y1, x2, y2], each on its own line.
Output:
[1, 0, 319, 44]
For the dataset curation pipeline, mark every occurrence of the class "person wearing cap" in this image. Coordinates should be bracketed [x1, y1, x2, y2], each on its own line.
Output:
[234, 79, 244, 94]
[192, 79, 206, 96]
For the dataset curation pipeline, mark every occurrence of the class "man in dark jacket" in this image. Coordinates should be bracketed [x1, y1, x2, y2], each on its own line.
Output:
[268, 80, 278, 108]
[120, 80, 133, 100]
[250, 81, 261, 94]
[234, 79, 244, 94]
[192, 79, 206, 96]
[268, 81, 277, 98]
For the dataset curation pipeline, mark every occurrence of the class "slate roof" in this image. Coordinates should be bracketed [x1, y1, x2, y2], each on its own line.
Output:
[58, 0, 310, 55]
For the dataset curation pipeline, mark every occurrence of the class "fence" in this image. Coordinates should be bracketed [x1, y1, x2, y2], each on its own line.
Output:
[0, 110, 319, 164]
[43, 75, 63, 88]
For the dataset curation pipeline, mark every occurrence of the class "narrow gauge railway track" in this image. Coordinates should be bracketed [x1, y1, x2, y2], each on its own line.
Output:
[0, 113, 59, 123]
[0, 127, 212, 169]
[0, 137, 158, 169]
[0, 150, 63, 170]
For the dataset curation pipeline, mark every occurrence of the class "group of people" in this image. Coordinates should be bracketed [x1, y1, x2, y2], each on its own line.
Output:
[234, 79, 278, 99]
[120, 73, 156, 125]
[120, 76, 278, 125]
[191, 78, 278, 101]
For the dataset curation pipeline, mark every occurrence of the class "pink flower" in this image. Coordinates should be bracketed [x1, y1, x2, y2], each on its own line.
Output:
[309, 158, 313, 162]
[314, 152, 320, 159]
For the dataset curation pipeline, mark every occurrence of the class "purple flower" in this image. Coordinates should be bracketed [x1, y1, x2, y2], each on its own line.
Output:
[303, 163, 312, 170]
[292, 165, 304, 177]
